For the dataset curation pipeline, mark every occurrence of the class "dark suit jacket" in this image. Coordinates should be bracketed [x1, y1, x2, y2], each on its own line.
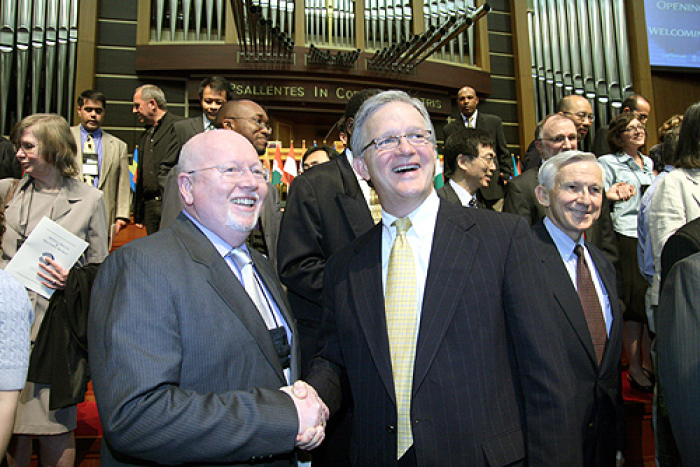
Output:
[660, 204, 700, 290]
[657, 251, 700, 465]
[592, 126, 610, 157]
[443, 112, 512, 201]
[88, 214, 299, 466]
[503, 167, 619, 265]
[133, 111, 182, 224]
[278, 153, 374, 326]
[307, 201, 580, 466]
[174, 115, 206, 146]
[159, 167, 282, 270]
[436, 181, 484, 208]
[532, 222, 625, 466]
[0, 136, 21, 179]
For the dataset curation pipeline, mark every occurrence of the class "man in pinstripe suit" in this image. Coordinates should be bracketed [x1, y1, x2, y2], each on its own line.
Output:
[307, 90, 579, 466]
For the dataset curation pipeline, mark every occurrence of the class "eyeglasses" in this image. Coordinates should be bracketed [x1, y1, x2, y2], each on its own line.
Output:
[187, 164, 270, 182]
[563, 111, 595, 123]
[229, 116, 271, 131]
[622, 125, 646, 134]
[477, 155, 496, 164]
[541, 135, 578, 144]
[634, 113, 649, 123]
[361, 129, 433, 154]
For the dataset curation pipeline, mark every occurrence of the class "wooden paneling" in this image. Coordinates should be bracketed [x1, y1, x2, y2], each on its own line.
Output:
[651, 71, 700, 132]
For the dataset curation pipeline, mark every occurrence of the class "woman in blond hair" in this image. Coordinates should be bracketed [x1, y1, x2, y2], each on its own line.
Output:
[1, 114, 108, 466]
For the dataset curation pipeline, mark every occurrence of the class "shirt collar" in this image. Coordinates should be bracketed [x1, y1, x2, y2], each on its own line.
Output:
[462, 109, 478, 126]
[382, 190, 440, 240]
[544, 216, 583, 262]
[203, 114, 215, 130]
[80, 125, 102, 138]
[182, 211, 249, 259]
[449, 178, 475, 206]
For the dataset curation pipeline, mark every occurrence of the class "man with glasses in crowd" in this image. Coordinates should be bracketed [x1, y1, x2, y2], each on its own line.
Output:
[306, 90, 579, 466]
[505, 114, 618, 263]
[593, 94, 651, 157]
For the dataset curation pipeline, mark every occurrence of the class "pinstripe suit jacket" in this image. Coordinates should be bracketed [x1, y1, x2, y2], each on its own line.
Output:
[173, 115, 206, 146]
[307, 200, 580, 466]
[88, 213, 300, 466]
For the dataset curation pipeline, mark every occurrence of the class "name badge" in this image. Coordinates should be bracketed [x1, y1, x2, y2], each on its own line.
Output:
[82, 153, 99, 176]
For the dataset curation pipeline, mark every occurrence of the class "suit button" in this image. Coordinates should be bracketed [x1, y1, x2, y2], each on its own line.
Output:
[386, 425, 396, 434]
[588, 422, 595, 429]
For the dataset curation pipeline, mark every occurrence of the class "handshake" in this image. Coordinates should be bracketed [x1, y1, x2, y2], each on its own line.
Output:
[280, 381, 329, 450]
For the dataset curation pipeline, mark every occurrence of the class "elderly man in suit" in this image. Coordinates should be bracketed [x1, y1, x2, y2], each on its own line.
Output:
[436, 128, 495, 208]
[71, 89, 130, 241]
[443, 86, 511, 209]
[88, 130, 328, 466]
[504, 113, 619, 264]
[306, 90, 578, 466]
[532, 151, 625, 466]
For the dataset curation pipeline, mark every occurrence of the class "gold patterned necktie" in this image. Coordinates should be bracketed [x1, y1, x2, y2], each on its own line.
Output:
[385, 217, 418, 459]
[574, 245, 607, 365]
[83, 133, 97, 185]
[369, 186, 383, 224]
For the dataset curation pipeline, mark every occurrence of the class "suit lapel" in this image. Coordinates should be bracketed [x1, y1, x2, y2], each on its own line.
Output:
[335, 155, 374, 237]
[174, 216, 287, 384]
[98, 133, 115, 189]
[352, 225, 397, 402]
[533, 223, 598, 366]
[412, 202, 479, 394]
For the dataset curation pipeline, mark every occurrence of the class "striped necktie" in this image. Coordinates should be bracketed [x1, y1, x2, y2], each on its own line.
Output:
[385, 217, 418, 459]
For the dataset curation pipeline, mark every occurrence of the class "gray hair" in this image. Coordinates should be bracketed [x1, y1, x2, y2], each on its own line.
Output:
[538, 150, 606, 190]
[349, 90, 435, 157]
[136, 84, 168, 110]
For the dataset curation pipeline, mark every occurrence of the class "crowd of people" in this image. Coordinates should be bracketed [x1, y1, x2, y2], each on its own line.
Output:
[0, 79, 698, 467]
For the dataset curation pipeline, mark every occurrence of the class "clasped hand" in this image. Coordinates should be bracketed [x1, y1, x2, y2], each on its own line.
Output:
[280, 380, 329, 450]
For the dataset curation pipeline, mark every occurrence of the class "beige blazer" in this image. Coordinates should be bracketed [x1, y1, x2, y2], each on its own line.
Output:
[650, 168, 700, 304]
[71, 126, 130, 230]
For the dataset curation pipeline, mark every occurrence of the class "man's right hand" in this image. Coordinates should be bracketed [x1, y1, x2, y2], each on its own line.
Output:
[280, 380, 329, 450]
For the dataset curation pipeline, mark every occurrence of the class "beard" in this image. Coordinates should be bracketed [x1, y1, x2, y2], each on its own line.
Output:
[226, 194, 262, 233]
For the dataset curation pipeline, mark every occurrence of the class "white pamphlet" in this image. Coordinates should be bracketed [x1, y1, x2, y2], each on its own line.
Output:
[5, 216, 89, 299]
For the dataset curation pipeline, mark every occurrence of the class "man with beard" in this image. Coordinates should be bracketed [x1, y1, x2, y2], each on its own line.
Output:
[88, 130, 328, 466]
[159, 99, 282, 269]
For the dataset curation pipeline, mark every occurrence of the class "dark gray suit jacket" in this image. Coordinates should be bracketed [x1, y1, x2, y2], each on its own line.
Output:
[88, 214, 299, 466]
[503, 167, 619, 265]
[443, 112, 512, 201]
[532, 222, 625, 466]
[657, 251, 700, 465]
[308, 201, 580, 466]
[174, 115, 206, 146]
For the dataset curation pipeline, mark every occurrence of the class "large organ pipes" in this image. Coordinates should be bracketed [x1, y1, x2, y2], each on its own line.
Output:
[194, 0, 203, 40]
[206, 0, 214, 40]
[575, 0, 595, 99]
[545, 0, 563, 104]
[598, 0, 621, 108]
[216, 0, 224, 39]
[554, 0, 572, 94]
[528, 0, 634, 126]
[155, 0, 165, 41]
[57, 0, 71, 115]
[66, 0, 78, 119]
[566, 0, 583, 94]
[612, 0, 632, 98]
[465, 0, 475, 65]
[527, 1, 539, 118]
[182, 0, 192, 39]
[0, 0, 14, 134]
[17, 0, 31, 123]
[44, 0, 58, 112]
[169, 0, 178, 40]
[31, 0, 45, 115]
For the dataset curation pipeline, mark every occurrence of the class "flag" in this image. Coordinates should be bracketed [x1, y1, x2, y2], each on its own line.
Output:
[283, 145, 298, 185]
[512, 155, 521, 178]
[271, 143, 285, 185]
[433, 150, 444, 189]
[129, 146, 138, 191]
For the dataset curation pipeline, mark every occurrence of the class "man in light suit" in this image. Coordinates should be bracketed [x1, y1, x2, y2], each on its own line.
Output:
[71, 89, 130, 240]
[307, 90, 579, 466]
[159, 99, 282, 269]
[532, 151, 625, 466]
[504, 114, 619, 264]
[443, 86, 512, 209]
[88, 130, 328, 466]
[436, 128, 496, 208]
